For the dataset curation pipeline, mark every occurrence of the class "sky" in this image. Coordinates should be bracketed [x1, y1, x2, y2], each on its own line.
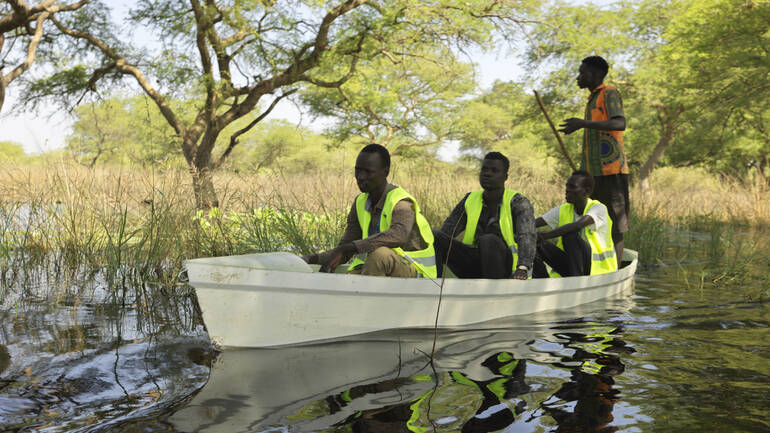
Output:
[0, 6, 527, 155]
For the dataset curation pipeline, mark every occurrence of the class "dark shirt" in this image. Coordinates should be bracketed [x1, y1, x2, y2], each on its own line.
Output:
[439, 191, 536, 269]
[319, 184, 428, 264]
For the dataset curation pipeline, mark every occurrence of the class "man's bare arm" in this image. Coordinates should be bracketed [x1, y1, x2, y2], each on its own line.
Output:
[559, 116, 625, 135]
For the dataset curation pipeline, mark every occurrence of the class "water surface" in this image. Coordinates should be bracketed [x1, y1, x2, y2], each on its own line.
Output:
[0, 229, 768, 432]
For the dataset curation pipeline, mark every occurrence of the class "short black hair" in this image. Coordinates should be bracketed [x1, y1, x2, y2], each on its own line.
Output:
[483, 151, 509, 173]
[571, 170, 595, 194]
[360, 143, 390, 170]
[581, 56, 609, 80]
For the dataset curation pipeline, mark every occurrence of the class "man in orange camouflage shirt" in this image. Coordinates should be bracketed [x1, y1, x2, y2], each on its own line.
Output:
[559, 55, 629, 262]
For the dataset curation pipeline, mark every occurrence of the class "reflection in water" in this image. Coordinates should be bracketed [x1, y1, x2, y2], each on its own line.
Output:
[0, 345, 9, 374]
[278, 328, 633, 432]
[2, 226, 769, 431]
[324, 353, 529, 433]
[540, 324, 634, 433]
[169, 294, 638, 433]
[0, 290, 211, 431]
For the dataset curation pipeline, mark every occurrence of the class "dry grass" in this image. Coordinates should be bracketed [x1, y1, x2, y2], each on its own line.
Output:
[2, 160, 767, 225]
[0, 160, 767, 289]
[634, 166, 769, 224]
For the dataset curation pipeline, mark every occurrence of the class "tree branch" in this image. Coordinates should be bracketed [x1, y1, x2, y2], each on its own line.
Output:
[391, 136, 444, 156]
[299, 33, 365, 88]
[3, 11, 47, 84]
[216, 0, 368, 128]
[214, 88, 298, 169]
[50, 15, 185, 139]
[1, 0, 88, 33]
[190, 0, 216, 122]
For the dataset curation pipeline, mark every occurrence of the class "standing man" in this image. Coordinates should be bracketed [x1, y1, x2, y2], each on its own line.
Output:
[533, 171, 617, 278]
[559, 55, 629, 262]
[433, 152, 536, 279]
[303, 144, 436, 278]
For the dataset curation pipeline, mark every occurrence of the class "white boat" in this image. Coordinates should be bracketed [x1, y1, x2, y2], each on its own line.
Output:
[184, 250, 638, 348]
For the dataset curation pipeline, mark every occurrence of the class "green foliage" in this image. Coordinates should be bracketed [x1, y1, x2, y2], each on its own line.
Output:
[301, 43, 477, 154]
[225, 120, 357, 173]
[522, 0, 770, 181]
[455, 81, 563, 177]
[658, 0, 770, 175]
[0, 0, 90, 113]
[21, 0, 544, 207]
[0, 141, 27, 162]
[64, 95, 357, 172]
[526, 2, 635, 69]
[10, 0, 768, 188]
[66, 95, 182, 167]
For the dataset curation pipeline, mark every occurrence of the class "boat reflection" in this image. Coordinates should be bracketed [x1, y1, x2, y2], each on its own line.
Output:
[320, 352, 529, 432]
[169, 295, 636, 432]
[539, 323, 635, 432]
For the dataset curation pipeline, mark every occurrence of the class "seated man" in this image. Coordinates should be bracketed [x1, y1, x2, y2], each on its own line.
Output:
[433, 152, 536, 279]
[533, 171, 618, 278]
[303, 144, 436, 278]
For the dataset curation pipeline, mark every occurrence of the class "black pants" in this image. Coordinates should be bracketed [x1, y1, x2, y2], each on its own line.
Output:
[533, 232, 591, 278]
[433, 230, 512, 279]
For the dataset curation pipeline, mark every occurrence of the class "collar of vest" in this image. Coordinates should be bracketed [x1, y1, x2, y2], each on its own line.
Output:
[363, 183, 397, 211]
[570, 197, 601, 215]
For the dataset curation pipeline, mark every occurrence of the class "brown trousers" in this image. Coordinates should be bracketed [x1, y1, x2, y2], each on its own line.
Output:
[349, 247, 418, 277]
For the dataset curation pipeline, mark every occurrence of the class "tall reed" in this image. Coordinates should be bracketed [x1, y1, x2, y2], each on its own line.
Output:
[0, 161, 767, 301]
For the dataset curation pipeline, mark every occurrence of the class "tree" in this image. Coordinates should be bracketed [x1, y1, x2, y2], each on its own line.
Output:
[523, 0, 770, 186]
[658, 0, 770, 183]
[226, 119, 358, 173]
[456, 81, 560, 177]
[0, 139, 26, 161]
[25, 0, 536, 208]
[301, 44, 476, 156]
[66, 94, 182, 167]
[0, 0, 88, 112]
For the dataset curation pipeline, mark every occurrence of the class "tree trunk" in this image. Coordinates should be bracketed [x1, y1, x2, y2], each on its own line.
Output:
[184, 130, 220, 209]
[757, 155, 769, 187]
[191, 165, 219, 209]
[0, 77, 6, 114]
[639, 106, 684, 191]
[638, 134, 672, 191]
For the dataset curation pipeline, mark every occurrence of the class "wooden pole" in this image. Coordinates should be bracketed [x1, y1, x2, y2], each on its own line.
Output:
[533, 90, 577, 172]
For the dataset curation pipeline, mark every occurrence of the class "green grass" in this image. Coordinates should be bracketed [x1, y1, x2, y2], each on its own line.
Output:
[0, 161, 767, 302]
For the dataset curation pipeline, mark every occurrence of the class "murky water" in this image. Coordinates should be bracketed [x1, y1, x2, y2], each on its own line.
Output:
[0, 229, 768, 432]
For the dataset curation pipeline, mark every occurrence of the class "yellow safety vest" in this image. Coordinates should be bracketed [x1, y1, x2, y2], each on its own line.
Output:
[461, 189, 521, 273]
[575, 326, 619, 375]
[349, 187, 437, 278]
[555, 198, 618, 275]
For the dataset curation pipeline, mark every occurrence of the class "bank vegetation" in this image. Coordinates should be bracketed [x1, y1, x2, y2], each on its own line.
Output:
[0, 160, 767, 292]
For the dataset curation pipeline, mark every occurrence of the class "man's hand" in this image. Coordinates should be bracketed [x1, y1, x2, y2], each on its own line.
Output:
[512, 269, 528, 280]
[301, 253, 319, 264]
[559, 118, 585, 135]
[319, 248, 344, 273]
[318, 243, 357, 273]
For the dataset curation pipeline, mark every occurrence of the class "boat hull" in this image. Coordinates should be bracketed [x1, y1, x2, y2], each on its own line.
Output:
[185, 250, 637, 348]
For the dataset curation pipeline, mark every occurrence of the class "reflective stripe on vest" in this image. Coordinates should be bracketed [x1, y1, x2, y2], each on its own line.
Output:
[556, 199, 618, 275]
[461, 189, 520, 272]
[349, 187, 437, 278]
[406, 389, 432, 433]
[579, 327, 617, 374]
